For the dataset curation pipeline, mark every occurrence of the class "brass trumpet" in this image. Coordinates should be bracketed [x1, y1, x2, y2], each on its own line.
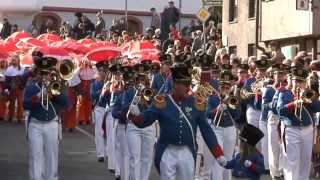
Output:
[49, 81, 62, 96]
[301, 89, 317, 104]
[59, 59, 75, 81]
[226, 95, 240, 109]
[240, 79, 264, 100]
[142, 87, 154, 103]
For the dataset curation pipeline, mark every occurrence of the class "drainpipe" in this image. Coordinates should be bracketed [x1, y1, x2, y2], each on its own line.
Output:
[255, 0, 266, 55]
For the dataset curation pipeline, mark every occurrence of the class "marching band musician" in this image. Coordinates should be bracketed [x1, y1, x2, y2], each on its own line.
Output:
[151, 54, 172, 94]
[242, 57, 270, 171]
[106, 62, 123, 177]
[111, 63, 132, 180]
[225, 124, 265, 180]
[126, 62, 156, 180]
[0, 59, 8, 121]
[260, 64, 288, 179]
[5, 54, 25, 123]
[78, 59, 95, 125]
[204, 70, 242, 180]
[128, 62, 227, 180]
[277, 66, 320, 180]
[61, 66, 81, 132]
[90, 69, 110, 162]
[23, 57, 68, 180]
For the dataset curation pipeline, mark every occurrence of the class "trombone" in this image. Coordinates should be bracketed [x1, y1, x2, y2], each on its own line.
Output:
[40, 60, 75, 110]
[213, 94, 240, 127]
[294, 87, 317, 120]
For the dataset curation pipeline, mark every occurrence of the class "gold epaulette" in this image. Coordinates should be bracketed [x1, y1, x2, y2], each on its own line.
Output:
[194, 95, 207, 111]
[153, 94, 167, 109]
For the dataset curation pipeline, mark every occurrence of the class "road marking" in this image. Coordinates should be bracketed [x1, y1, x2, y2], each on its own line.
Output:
[65, 150, 96, 155]
[75, 126, 95, 141]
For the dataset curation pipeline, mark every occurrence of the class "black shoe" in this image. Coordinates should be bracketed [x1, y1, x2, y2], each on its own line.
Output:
[7, 118, 12, 122]
[68, 128, 74, 133]
[115, 176, 121, 180]
[263, 169, 270, 175]
[97, 157, 105, 162]
[109, 169, 115, 174]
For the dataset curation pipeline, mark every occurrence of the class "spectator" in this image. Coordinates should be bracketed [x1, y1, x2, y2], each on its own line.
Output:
[169, 24, 179, 40]
[60, 21, 73, 39]
[150, 7, 161, 30]
[0, 18, 12, 39]
[82, 15, 95, 38]
[161, 0, 180, 41]
[11, 24, 18, 34]
[181, 19, 196, 39]
[269, 41, 285, 64]
[145, 27, 154, 40]
[73, 12, 84, 39]
[95, 10, 106, 37]
[191, 30, 203, 52]
[27, 20, 39, 37]
[162, 33, 174, 53]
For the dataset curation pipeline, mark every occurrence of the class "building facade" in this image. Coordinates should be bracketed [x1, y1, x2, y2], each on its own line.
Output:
[222, 0, 320, 59]
[0, 0, 201, 35]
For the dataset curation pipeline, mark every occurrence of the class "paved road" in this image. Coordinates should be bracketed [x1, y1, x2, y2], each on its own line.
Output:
[3, 120, 315, 180]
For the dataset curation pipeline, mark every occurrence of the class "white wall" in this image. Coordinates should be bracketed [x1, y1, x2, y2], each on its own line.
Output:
[261, 0, 313, 41]
[43, 0, 202, 14]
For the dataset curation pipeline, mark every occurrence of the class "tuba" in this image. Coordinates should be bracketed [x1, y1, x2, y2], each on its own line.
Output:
[59, 59, 75, 81]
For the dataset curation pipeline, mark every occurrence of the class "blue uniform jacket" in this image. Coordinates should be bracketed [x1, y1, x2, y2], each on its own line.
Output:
[226, 152, 265, 180]
[209, 79, 220, 91]
[206, 95, 242, 127]
[243, 77, 256, 108]
[111, 87, 135, 124]
[151, 72, 166, 93]
[23, 81, 68, 122]
[163, 76, 173, 94]
[133, 95, 223, 172]
[90, 80, 104, 106]
[277, 89, 320, 126]
[260, 86, 276, 122]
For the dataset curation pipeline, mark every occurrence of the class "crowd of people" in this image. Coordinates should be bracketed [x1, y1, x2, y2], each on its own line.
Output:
[1, 1, 320, 180]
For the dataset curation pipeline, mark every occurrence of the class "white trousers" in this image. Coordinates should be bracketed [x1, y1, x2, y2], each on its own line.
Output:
[246, 106, 261, 128]
[127, 123, 156, 180]
[28, 119, 59, 180]
[160, 145, 195, 180]
[267, 113, 283, 177]
[106, 114, 118, 173]
[259, 120, 269, 170]
[283, 125, 314, 180]
[94, 106, 106, 158]
[115, 123, 129, 180]
[203, 126, 236, 180]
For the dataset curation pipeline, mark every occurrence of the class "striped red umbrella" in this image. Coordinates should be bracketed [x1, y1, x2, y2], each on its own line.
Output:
[85, 47, 121, 62]
[15, 37, 46, 49]
[5, 31, 31, 44]
[37, 33, 61, 43]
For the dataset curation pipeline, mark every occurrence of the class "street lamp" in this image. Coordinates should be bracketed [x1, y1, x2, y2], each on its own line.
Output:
[125, 0, 128, 31]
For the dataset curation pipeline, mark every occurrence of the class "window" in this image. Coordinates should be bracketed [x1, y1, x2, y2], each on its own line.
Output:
[248, 0, 256, 19]
[229, 0, 238, 22]
[248, 44, 256, 56]
[229, 46, 237, 55]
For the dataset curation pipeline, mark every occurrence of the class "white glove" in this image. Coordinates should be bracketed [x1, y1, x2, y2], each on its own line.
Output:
[220, 104, 228, 111]
[217, 156, 227, 167]
[105, 105, 111, 112]
[244, 160, 252, 167]
[4, 89, 9, 95]
[129, 104, 140, 116]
